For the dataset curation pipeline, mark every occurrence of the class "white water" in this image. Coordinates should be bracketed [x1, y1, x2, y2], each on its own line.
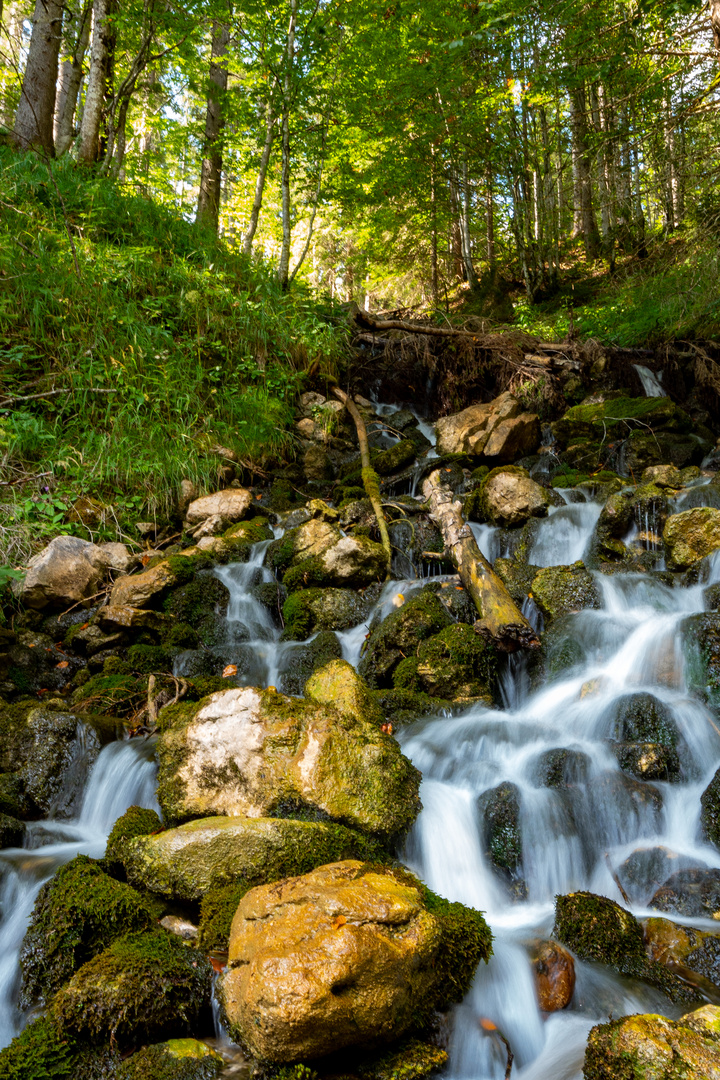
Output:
[634, 364, 665, 397]
[0, 737, 159, 1048]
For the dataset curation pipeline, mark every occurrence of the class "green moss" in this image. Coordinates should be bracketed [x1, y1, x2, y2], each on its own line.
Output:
[358, 590, 453, 690]
[282, 592, 316, 641]
[127, 645, 171, 674]
[105, 806, 164, 874]
[394, 624, 496, 701]
[0, 772, 26, 818]
[198, 880, 252, 951]
[477, 783, 523, 890]
[185, 677, 230, 700]
[116, 1040, 223, 1080]
[355, 1040, 447, 1080]
[53, 929, 212, 1047]
[531, 563, 600, 623]
[280, 631, 342, 696]
[372, 689, 453, 727]
[336, 485, 366, 504]
[418, 883, 493, 1010]
[283, 556, 326, 592]
[163, 574, 229, 648]
[165, 552, 214, 586]
[224, 515, 273, 544]
[551, 468, 619, 489]
[269, 479, 301, 511]
[0, 1015, 76, 1079]
[71, 673, 146, 715]
[102, 656, 133, 676]
[163, 622, 200, 649]
[372, 441, 417, 476]
[20, 855, 157, 1008]
[553, 892, 700, 1004]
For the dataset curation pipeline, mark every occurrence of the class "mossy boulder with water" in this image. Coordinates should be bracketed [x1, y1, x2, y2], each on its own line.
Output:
[664, 508, 720, 570]
[19, 854, 158, 1008]
[494, 556, 540, 606]
[477, 782, 524, 896]
[534, 748, 591, 788]
[163, 571, 230, 648]
[0, 1015, 96, 1080]
[358, 591, 453, 689]
[0, 812, 24, 847]
[393, 624, 496, 702]
[0, 771, 27, 818]
[21, 707, 102, 817]
[53, 929, 212, 1047]
[682, 613, 720, 712]
[609, 692, 679, 747]
[116, 1039, 224, 1080]
[278, 630, 343, 695]
[530, 563, 600, 623]
[372, 440, 417, 476]
[624, 430, 712, 475]
[373, 688, 454, 727]
[650, 869, 720, 919]
[105, 805, 164, 875]
[156, 662, 421, 842]
[123, 815, 384, 901]
[701, 768, 720, 850]
[282, 588, 372, 640]
[0, 699, 40, 772]
[552, 396, 690, 450]
[583, 1006, 720, 1080]
[473, 466, 550, 528]
[610, 741, 681, 782]
[554, 891, 699, 1003]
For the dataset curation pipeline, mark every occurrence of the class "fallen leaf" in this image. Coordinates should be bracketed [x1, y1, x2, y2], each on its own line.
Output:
[56, 660, 69, 669]
[479, 1019, 497, 1032]
[223, 664, 237, 678]
[333, 915, 347, 930]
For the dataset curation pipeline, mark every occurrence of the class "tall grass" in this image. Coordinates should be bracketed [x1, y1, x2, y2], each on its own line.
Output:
[0, 148, 346, 547]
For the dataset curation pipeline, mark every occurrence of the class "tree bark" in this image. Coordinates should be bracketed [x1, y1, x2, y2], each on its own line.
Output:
[278, 0, 297, 289]
[570, 86, 600, 260]
[54, 1, 92, 156]
[710, 0, 720, 53]
[331, 387, 391, 579]
[459, 160, 479, 290]
[77, 0, 112, 164]
[242, 99, 276, 257]
[422, 469, 539, 651]
[196, 20, 230, 233]
[13, 0, 64, 154]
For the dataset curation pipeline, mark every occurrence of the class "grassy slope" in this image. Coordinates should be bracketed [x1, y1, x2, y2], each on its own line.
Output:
[0, 149, 346, 565]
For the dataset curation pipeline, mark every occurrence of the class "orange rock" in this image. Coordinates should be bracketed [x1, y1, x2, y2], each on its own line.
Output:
[532, 940, 575, 1011]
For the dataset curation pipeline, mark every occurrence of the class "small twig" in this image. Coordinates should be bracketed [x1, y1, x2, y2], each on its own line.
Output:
[605, 852, 632, 906]
[146, 674, 158, 729]
[0, 471, 53, 487]
[0, 387, 119, 407]
[57, 588, 110, 618]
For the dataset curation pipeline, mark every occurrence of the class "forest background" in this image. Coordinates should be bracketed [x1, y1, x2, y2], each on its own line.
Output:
[2, 0, 720, 573]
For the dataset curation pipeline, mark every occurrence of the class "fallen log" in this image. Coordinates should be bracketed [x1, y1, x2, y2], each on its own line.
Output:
[422, 468, 539, 652]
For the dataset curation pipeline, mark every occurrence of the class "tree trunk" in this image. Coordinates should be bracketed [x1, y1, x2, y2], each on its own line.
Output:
[196, 21, 230, 233]
[422, 470, 539, 652]
[570, 86, 600, 259]
[710, 0, 720, 53]
[54, 0, 92, 156]
[459, 159, 479, 290]
[431, 149, 439, 304]
[242, 99, 276, 257]
[13, 0, 64, 153]
[1, 3, 25, 128]
[486, 163, 495, 269]
[77, 0, 112, 164]
[278, 0, 297, 289]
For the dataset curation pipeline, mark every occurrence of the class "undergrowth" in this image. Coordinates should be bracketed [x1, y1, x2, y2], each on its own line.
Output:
[0, 148, 346, 562]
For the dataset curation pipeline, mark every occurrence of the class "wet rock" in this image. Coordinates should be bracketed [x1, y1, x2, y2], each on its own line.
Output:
[164, 571, 230, 648]
[642, 464, 684, 488]
[664, 507, 720, 569]
[583, 1006, 720, 1080]
[373, 439, 417, 475]
[700, 768, 720, 849]
[279, 629, 342, 695]
[435, 392, 541, 462]
[104, 805, 164, 875]
[651, 869, 720, 919]
[270, 518, 343, 571]
[117, 1039, 223, 1080]
[315, 534, 387, 588]
[0, 812, 24, 848]
[304, 444, 336, 481]
[553, 395, 689, 448]
[554, 891, 698, 1003]
[63, 619, 126, 657]
[156, 661, 421, 842]
[184, 488, 252, 529]
[531, 563, 600, 623]
[609, 692, 678, 747]
[98, 605, 170, 634]
[531, 939, 575, 1011]
[0, 772, 27, 818]
[20, 854, 157, 1008]
[682, 612, 720, 711]
[282, 588, 372, 640]
[124, 816, 383, 901]
[16, 536, 112, 611]
[592, 488, 635, 561]
[110, 559, 178, 609]
[625, 431, 711, 474]
[393, 623, 496, 702]
[359, 590, 453, 689]
[610, 741, 681, 782]
[53, 929, 212, 1047]
[373, 688, 454, 727]
[478, 467, 549, 528]
[534, 748, 591, 788]
[619, 848, 703, 905]
[477, 782, 524, 895]
[21, 708, 101, 817]
[217, 860, 491, 1062]
[494, 556, 540, 606]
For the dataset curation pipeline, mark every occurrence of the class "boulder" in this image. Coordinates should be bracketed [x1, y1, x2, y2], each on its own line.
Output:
[316, 534, 387, 588]
[21, 709, 101, 817]
[651, 869, 720, 919]
[625, 431, 711, 475]
[610, 741, 681, 782]
[643, 916, 720, 993]
[682, 613, 720, 711]
[0, 813, 24, 848]
[97, 606, 170, 633]
[304, 444, 335, 481]
[393, 623, 496, 701]
[702, 768, 720, 849]
[217, 860, 492, 1062]
[552, 395, 690, 450]
[583, 1006, 720, 1080]
[16, 536, 111, 611]
[123, 816, 383, 901]
[531, 563, 600, 622]
[110, 559, 178, 609]
[53, 929, 212, 1047]
[608, 692, 678, 747]
[270, 519, 343, 571]
[19, 855, 156, 1008]
[477, 782, 524, 896]
[117, 1039, 223, 1080]
[533, 748, 590, 788]
[531, 940, 575, 1012]
[98, 542, 134, 573]
[184, 488, 253, 527]
[156, 661, 421, 841]
[359, 590, 453, 689]
[282, 588, 371, 640]
[554, 891, 698, 1003]
[664, 508, 720, 569]
[480, 468, 549, 527]
[435, 392, 540, 462]
[642, 464, 684, 488]
[104, 805, 164, 874]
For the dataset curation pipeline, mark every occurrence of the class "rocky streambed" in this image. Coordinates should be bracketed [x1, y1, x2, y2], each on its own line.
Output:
[3, 387, 720, 1078]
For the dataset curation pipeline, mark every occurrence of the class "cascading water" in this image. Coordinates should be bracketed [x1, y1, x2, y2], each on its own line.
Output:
[633, 364, 665, 397]
[0, 737, 159, 1049]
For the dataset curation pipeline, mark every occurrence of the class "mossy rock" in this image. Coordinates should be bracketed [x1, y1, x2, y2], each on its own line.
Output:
[224, 515, 273, 544]
[529, 617, 586, 687]
[609, 692, 679, 748]
[198, 879, 253, 951]
[372, 688, 454, 727]
[393, 624, 496, 702]
[163, 572, 230, 648]
[0, 1015, 78, 1080]
[551, 468, 620, 489]
[71, 672, 147, 715]
[162, 622, 200, 650]
[0, 771, 27, 818]
[351, 1038, 448, 1080]
[701, 768, 720, 850]
[282, 588, 371, 641]
[0, 699, 37, 772]
[533, 748, 590, 788]
[552, 396, 690, 449]
[0, 812, 24, 848]
[116, 1039, 224, 1080]
[19, 854, 158, 1008]
[664, 507, 720, 570]
[358, 591, 453, 690]
[279, 630, 342, 696]
[127, 644, 172, 674]
[610, 741, 681, 782]
[553, 891, 700, 1004]
[583, 1007, 720, 1080]
[53, 929, 212, 1047]
[105, 805, 164, 875]
[372, 440, 417, 476]
[123, 816, 386, 902]
[494, 556, 540, 606]
[530, 563, 600, 623]
[682, 613, 720, 712]
[477, 782, 524, 895]
[624, 431, 711, 475]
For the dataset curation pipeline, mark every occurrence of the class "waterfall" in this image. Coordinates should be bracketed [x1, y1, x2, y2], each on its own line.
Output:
[633, 364, 665, 397]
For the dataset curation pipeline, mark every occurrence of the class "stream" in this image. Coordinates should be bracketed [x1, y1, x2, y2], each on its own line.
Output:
[2, 454, 720, 1078]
